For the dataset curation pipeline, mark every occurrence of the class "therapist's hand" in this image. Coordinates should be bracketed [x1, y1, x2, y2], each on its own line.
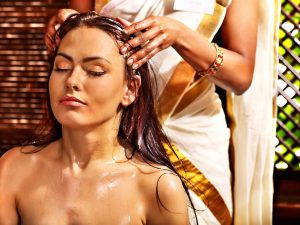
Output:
[118, 16, 185, 69]
[44, 9, 78, 53]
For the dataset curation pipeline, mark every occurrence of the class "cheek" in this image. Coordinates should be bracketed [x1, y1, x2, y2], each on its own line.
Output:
[88, 78, 126, 109]
[48, 75, 55, 102]
[48, 74, 62, 109]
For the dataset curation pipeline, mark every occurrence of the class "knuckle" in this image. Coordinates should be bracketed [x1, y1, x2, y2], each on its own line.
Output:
[137, 49, 147, 58]
[158, 46, 164, 51]
[156, 44, 164, 51]
[152, 16, 159, 23]
[144, 45, 153, 52]
[133, 23, 140, 31]
[127, 40, 136, 48]
[138, 35, 146, 43]
[157, 25, 164, 33]
[161, 33, 168, 41]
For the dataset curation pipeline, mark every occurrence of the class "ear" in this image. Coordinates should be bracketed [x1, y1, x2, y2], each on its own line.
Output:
[121, 75, 141, 107]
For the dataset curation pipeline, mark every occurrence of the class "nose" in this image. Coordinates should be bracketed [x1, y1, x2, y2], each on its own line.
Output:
[65, 66, 83, 91]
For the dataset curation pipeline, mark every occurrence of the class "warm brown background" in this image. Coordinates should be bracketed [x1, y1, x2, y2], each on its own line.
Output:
[0, 0, 68, 154]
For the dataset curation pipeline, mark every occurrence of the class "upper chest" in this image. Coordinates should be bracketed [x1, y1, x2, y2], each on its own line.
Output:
[16, 163, 148, 225]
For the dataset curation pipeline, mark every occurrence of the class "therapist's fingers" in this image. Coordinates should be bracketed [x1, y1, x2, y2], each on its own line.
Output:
[119, 16, 183, 69]
[123, 16, 156, 35]
[116, 17, 132, 27]
[120, 26, 161, 54]
[44, 15, 58, 53]
[44, 9, 79, 53]
[127, 34, 167, 69]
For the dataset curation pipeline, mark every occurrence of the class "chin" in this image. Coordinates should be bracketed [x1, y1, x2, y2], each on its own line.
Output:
[55, 114, 89, 129]
[59, 120, 88, 129]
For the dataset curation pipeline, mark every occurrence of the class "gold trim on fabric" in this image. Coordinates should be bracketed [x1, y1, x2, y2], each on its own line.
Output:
[172, 78, 210, 116]
[196, 3, 227, 39]
[164, 144, 232, 225]
[158, 61, 195, 122]
[157, 3, 231, 223]
[158, 4, 227, 122]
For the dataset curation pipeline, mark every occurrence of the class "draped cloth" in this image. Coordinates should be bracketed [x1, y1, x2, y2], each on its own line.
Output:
[227, 0, 280, 224]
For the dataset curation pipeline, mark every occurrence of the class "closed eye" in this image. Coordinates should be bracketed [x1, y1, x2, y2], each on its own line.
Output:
[84, 65, 106, 77]
[86, 71, 106, 77]
[53, 68, 72, 72]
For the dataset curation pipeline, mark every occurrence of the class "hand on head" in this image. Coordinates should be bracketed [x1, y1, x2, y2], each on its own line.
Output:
[118, 16, 183, 70]
[45, 10, 183, 70]
[44, 9, 79, 53]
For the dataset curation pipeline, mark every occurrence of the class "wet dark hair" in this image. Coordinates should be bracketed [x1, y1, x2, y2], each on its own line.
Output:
[27, 12, 198, 224]
[45, 12, 176, 170]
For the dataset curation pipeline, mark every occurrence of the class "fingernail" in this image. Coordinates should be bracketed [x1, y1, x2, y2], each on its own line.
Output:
[127, 58, 134, 66]
[121, 46, 128, 54]
[132, 63, 138, 69]
[54, 24, 60, 30]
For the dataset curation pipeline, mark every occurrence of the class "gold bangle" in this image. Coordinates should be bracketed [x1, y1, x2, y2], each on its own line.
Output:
[196, 43, 224, 78]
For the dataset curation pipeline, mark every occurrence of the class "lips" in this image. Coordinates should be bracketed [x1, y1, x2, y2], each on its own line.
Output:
[59, 96, 86, 107]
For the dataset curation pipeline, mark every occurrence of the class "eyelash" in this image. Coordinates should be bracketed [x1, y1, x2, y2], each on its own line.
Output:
[53, 68, 106, 77]
[53, 68, 70, 72]
[86, 71, 106, 77]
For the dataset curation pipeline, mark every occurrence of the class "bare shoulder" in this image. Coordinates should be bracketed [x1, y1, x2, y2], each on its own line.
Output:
[1, 145, 36, 159]
[129, 159, 185, 196]
[1, 145, 41, 166]
[0, 146, 38, 182]
[131, 161, 189, 225]
[1, 146, 31, 170]
[0, 146, 38, 221]
[148, 167, 187, 209]
[0, 142, 57, 184]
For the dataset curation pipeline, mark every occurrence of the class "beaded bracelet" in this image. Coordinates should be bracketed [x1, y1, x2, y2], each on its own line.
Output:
[196, 43, 224, 78]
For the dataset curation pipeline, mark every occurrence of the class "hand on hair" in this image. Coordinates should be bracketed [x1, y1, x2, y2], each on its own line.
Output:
[118, 16, 185, 69]
[44, 9, 79, 53]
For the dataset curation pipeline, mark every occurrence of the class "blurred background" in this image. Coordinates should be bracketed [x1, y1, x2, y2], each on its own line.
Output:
[0, 0, 299, 224]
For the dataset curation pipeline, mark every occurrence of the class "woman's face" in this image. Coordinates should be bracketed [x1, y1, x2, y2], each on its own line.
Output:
[49, 27, 135, 129]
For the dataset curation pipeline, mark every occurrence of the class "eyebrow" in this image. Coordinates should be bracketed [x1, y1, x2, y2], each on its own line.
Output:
[56, 52, 111, 65]
[82, 56, 111, 65]
[57, 52, 73, 62]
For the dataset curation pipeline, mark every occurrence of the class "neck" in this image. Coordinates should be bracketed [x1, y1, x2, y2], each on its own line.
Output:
[58, 125, 126, 170]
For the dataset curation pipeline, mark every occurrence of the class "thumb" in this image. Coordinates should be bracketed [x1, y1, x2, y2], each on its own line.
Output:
[56, 9, 79, 25]
[52, 9, 79, 34]
[116, 17, 131, 27]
